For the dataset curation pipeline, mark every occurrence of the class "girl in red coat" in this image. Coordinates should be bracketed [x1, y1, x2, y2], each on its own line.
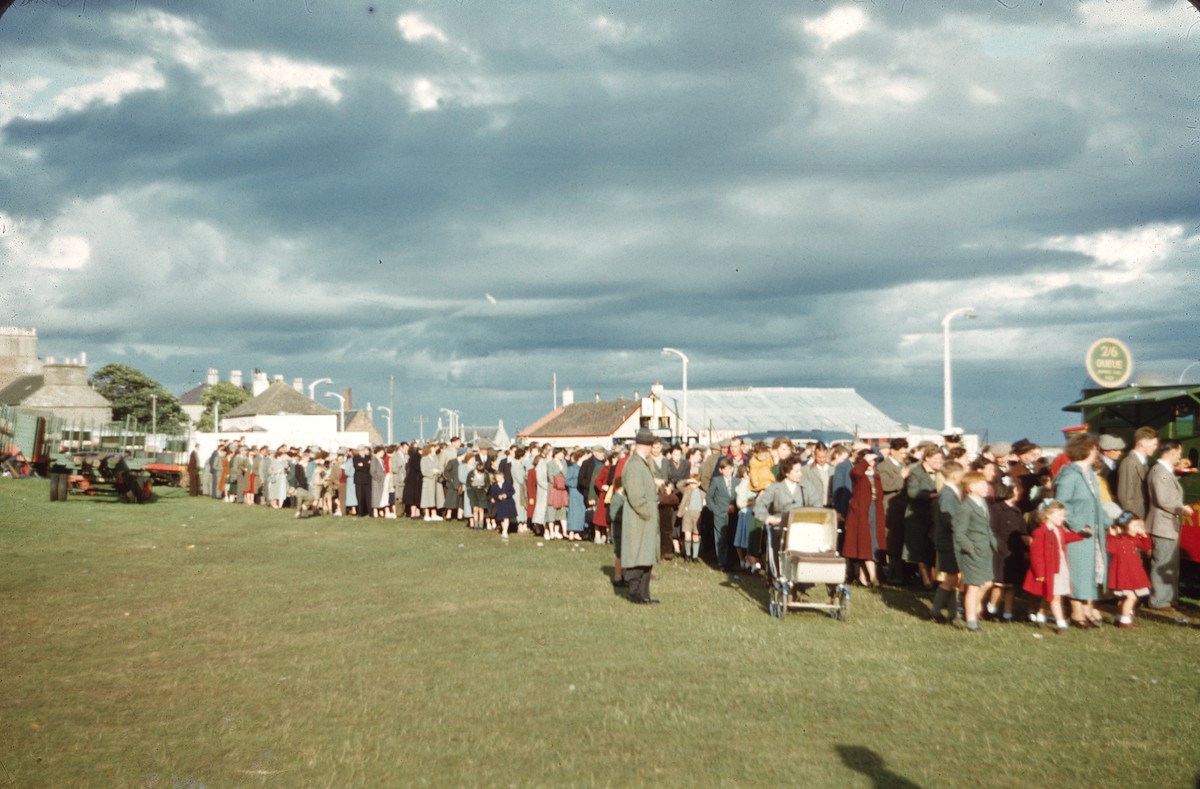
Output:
[1106, 510, 1152, 629]
[1023, 501, 1086, 633]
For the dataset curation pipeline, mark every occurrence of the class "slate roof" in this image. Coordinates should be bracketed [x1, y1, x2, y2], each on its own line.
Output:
[0, 374, 111, 410]
[0, 375, 43, 406]
[224, 381, 333, 417]
[523, 400, 639, 438]
[655, 387, 927, 437]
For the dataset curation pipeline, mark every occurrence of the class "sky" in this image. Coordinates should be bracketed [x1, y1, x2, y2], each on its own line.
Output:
[2, 0, 1198, 445]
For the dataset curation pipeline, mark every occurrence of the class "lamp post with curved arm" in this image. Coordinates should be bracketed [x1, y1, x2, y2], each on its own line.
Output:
[1179, 360, 1200, 385]
[378, 406, 393, 445]
[308, 377, 332, 401]
[325, 392, 345, 433]
[942, 307, 976, 433]
[661, 347, 689, 445]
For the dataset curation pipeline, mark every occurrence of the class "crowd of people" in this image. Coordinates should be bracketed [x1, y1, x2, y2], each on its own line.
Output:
[190, 425, 1196, 623]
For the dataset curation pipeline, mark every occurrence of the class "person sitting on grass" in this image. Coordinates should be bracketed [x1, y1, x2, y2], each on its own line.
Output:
[290, 485, 317, 519]
[1106, 510, 1153, 629]
[1023, 500, 1086, 633]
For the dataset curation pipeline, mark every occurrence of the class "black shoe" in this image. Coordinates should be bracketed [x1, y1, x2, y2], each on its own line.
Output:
[612, 579, 626, 588]
[636, 598, 661, 605]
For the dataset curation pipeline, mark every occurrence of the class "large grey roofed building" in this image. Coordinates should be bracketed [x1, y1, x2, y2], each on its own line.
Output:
[655, 386, 937, 442]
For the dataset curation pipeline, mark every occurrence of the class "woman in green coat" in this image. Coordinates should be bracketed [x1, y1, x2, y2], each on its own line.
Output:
[1054, 434, 1106, 627]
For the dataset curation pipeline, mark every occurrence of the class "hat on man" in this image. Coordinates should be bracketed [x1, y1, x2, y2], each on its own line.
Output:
[635, 428, 656, 446]
[592, 445, 606, 453]
[1011, 438, 1038, 456]
[987, 441, 1013, 458]
[1098, 434, 1126, 452]
[943, 433, 962, 443]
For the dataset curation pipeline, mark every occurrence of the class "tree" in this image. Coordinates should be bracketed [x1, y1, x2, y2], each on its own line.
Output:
[196, 382, 250, 432]
[90, 364, 188, 432]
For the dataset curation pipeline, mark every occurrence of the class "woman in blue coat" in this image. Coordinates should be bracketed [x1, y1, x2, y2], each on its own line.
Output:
[1054, 434, 1106, 627]
[566, 450, 587, 540]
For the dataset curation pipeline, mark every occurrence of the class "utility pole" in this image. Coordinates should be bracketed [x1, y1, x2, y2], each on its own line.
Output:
[412, 414, 428, 442]
[389, 374, 395, 442]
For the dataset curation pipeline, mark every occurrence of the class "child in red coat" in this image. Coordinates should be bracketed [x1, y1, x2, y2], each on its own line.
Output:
[1106, 511, 1152, 629]
[1023, 501, 1086, 633]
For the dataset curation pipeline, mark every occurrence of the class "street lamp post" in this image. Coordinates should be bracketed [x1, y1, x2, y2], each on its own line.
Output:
[661, 347, 689, 445]
[308, 377, 332, 401]
[325, 392, 345, 432]
[1179, 359, 1200, 385]
[941, 307, 977, 433]
[150, 394, 157, 451]
[440, 408, 460, 440]
[378, 406, 393, 445]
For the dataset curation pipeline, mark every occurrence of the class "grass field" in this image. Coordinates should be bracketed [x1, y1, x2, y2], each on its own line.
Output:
[1, 477, 1197, 788]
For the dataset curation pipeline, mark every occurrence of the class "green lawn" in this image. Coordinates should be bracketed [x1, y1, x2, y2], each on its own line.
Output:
[1, 477, 1197, 788]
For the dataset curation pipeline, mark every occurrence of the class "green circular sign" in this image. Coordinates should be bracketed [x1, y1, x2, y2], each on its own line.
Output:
[1086, 337, 1132, 388]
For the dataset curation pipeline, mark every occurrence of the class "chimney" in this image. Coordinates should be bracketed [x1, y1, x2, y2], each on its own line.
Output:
[292, 377, 304, 393]
[206, 368, 219, 386]
[230, 369, 243, 388]
[561, 387, 574, 406]
[343, 387, 353, 411]
[252, 370, 269, 396]
[633, 389, 639, 400]
[273, 373, 284, 382]
[594, 392, 600, 403]
[651, 380, 664, 395]
[80, 351, 87, 365]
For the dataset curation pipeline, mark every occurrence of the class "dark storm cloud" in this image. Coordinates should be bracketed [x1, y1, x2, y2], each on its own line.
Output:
[3, 0, 1199, 443]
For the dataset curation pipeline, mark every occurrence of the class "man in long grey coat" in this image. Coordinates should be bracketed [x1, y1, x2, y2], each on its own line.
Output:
[621, 429, 661, 604]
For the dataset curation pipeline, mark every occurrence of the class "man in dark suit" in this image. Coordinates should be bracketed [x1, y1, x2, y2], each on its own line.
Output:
[1146, 440, 1193, 611]
[1009, 439, 1042, 513]
[1117, 426, 1158, 519]
[352, 445, 373, 518]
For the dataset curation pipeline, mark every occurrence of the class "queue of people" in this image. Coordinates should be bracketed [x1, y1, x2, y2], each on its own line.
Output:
[196, 426, 1195, 623]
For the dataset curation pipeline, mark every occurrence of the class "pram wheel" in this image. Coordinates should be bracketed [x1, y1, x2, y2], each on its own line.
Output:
[835, 585, 851, 622]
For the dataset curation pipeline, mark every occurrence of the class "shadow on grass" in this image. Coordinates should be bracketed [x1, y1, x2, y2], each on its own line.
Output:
[717, 568, 771, 613]
[598, 564, 629, 598]
[877, 585, 932, 621]
[835, 744, 922, 789]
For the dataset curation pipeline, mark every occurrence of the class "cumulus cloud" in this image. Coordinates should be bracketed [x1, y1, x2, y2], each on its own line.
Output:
[397, 12, 450, 45]
[802, 6, 869, 49]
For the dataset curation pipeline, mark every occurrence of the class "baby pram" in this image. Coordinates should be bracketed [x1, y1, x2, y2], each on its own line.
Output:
[765, 507, 850, 620]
